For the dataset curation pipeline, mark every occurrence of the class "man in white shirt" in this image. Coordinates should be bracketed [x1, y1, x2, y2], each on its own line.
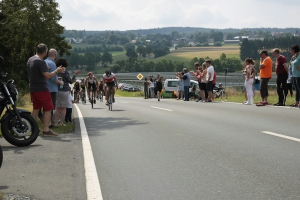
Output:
[205, 59, 214, 102]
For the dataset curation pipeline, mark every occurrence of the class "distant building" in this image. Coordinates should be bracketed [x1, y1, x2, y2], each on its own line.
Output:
[131, 40, 136, 44]
[234, 36, 248, 40]
[224, 40, 240, 44]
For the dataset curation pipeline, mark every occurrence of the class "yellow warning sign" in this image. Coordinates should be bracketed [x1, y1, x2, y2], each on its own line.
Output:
[137, 73, 143, 80]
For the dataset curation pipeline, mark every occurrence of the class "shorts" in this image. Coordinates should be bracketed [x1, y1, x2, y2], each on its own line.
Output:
[50, 92, 56, 109]
[56, 91, 71, 108]
[106, 81, 116, 87]
[87, 83, 97, 91]
[199, 82, 207, 90]
[178, 86, 184, 92]
[206, 81, 213, 91]
[31, 90, 54, 111]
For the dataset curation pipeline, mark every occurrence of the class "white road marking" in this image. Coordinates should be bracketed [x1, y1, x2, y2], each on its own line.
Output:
[74, 104, 103, 200]
[150, 106, 173, 112]
[262, 131, 300, 143]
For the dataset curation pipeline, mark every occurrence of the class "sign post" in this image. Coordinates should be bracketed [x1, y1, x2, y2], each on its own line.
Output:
[137, 73, 143, 97]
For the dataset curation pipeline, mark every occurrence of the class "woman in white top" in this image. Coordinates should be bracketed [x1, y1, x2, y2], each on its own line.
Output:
[244, 58, 256, 105]
[199, 63, 208, 102]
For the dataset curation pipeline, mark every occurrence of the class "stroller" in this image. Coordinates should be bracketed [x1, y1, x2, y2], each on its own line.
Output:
[213, 83, 228, 99]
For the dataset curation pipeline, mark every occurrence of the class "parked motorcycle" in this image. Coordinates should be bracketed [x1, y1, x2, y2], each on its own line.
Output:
[0, 66, 39, 147]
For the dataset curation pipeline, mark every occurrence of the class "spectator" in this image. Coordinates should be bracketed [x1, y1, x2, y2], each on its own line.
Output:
[176, 71, 184, 100]
[182, 68, 191, 101]
[287, 64, 293, 98]
[199, 63, 208, 102]
[54, 58, 80, 126]
[190, 62, 202, 102]
[149, 75, 155, 98]
[256, 50, 273, 106]
[272, 48, 288, 106]
[290, 44, 300, 108]
[156, 74, 163, 101]
[65, 91, 74, 123]
[27, 43, 65, 136]
[73, 80, 80, 103]
[205, 59, 214, 102]
[143, 78, 149, 99]
[244, 58, 256, 105]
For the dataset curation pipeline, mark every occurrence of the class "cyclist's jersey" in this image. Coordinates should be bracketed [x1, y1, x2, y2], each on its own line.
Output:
[87, 76, 96, 84]
[103, 73, 117, 83]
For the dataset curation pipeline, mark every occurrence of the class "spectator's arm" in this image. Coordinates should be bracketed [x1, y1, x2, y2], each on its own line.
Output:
[182, 75, 187, 80]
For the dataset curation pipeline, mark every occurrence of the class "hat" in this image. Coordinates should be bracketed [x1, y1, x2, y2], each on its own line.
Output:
[259, 50, 268, 55]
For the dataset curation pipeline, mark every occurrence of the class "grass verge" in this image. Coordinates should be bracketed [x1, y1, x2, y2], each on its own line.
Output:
[0, 94, 74, 137]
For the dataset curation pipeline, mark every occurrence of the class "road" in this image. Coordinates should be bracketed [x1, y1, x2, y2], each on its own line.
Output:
[0, 97, 299, 199]
[77, 97, 300, 200]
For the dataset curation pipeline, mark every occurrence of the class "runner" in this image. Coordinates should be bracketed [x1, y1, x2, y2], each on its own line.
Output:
[85, 72, 98, 104]
[103, 70, 118, 105]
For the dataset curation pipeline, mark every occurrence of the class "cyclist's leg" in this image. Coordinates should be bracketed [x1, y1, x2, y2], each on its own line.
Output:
[112, 86, 116, 102]
[105, 86, 109, 101]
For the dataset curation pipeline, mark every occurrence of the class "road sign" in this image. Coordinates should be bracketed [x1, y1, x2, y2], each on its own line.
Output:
[137, 73, 143, 80]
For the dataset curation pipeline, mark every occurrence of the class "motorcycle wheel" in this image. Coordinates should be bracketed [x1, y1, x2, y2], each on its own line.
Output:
[1, 112, 39, 147]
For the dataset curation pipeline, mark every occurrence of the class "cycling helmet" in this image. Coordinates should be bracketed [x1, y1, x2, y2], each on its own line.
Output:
[88, 72, 93, 76]
[105, 70, 111, 76]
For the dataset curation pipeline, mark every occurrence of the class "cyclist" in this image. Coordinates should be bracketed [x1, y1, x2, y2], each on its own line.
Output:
[103, 70, 118, 105]
[79, 78, 86, 102]
[73, 80, 80, 102]
[85, 72, 98, 104]
[98, 79, 105, 100]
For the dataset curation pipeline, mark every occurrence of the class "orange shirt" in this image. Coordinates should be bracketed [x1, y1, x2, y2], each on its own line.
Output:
[260, 56, 273, 79]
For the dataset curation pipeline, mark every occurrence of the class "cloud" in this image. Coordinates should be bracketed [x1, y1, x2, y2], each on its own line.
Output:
[56, 0, 300, 30]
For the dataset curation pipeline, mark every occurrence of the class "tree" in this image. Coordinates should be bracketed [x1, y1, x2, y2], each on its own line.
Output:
[101, 52, 113, 65]
[126, 48, 138, 58]
[0, 0, 71, 91]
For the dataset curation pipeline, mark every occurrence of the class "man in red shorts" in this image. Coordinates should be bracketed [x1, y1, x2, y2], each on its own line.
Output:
[27, 43, 65, 136]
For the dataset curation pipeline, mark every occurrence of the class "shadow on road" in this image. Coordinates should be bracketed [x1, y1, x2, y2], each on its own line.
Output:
[1, 144, 42, 154]
[83, 117, 147, 136]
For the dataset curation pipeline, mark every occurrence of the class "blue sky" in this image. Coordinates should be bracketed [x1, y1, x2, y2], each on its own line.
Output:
[57, 0, 299, 31]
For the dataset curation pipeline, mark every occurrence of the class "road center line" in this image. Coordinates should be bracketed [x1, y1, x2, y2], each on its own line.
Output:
[262, 131, 300, 143]
[74, 104, 103, 200]
[150, 106, 173, 112]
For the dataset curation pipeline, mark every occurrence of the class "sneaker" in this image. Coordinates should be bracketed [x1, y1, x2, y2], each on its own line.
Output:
[113, 98, 115, 103]
[264, 101, 268, 105]
[49, 124, 58, 129]
[244, 101, 251, 105]
[106, 101, 109, 106]
[94, 99, 96, 104]
[43, 130, 58, 136]
[256, 102, 265, 106]
[274, 103, 285, 106]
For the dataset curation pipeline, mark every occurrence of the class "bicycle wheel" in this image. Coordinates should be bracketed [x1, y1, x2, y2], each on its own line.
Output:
[109, 93, 113, 111]
[91, 92, 94, 109]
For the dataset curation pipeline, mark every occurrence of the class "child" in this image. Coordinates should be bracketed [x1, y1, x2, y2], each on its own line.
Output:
[65, 91, 74, 123]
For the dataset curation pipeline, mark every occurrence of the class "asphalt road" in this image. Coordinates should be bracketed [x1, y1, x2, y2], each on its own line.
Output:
[77, 97, 300, 200]
[1, 97, 300, 200]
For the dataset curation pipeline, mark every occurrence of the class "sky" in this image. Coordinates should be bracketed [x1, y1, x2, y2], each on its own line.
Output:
[57, 0, 298, 31]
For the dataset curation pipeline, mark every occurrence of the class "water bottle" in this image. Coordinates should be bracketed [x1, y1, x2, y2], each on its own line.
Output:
[58, 77, 63, 89]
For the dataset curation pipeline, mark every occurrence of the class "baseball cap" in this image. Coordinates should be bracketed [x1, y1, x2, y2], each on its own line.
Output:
[259, 50, 268, 55]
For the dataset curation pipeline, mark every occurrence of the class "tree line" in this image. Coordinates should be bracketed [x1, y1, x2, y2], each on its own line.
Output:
[240, 36, 300, 61]
[110, 53, 242, 74]
[73, 45, 123, 53]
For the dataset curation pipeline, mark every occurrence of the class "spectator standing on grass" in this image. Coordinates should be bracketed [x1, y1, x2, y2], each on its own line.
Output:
[182, 68, 191, 101]
[54, 58, 80, 127]
[190, 62, 202, 102]
[205, 60, 214, 102]
[27, 43, 65, 136]
[243, 58, 256, 105]
[290, 44, 300, 108]
[272, 48, 288, 106]
[256, 50, 272, 106]
[199, 63, 208, 102]
[65, 91, 74, 123]
[143, 78, 149, 99]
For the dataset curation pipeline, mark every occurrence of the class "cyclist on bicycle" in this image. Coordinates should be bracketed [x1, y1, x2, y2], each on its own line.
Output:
[85, 72, 98, 104]
[73, 80, 80, 102]
[79, 78, 86, 102]
[103, 70, 118, 105]
[98, 79, 105, 98]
